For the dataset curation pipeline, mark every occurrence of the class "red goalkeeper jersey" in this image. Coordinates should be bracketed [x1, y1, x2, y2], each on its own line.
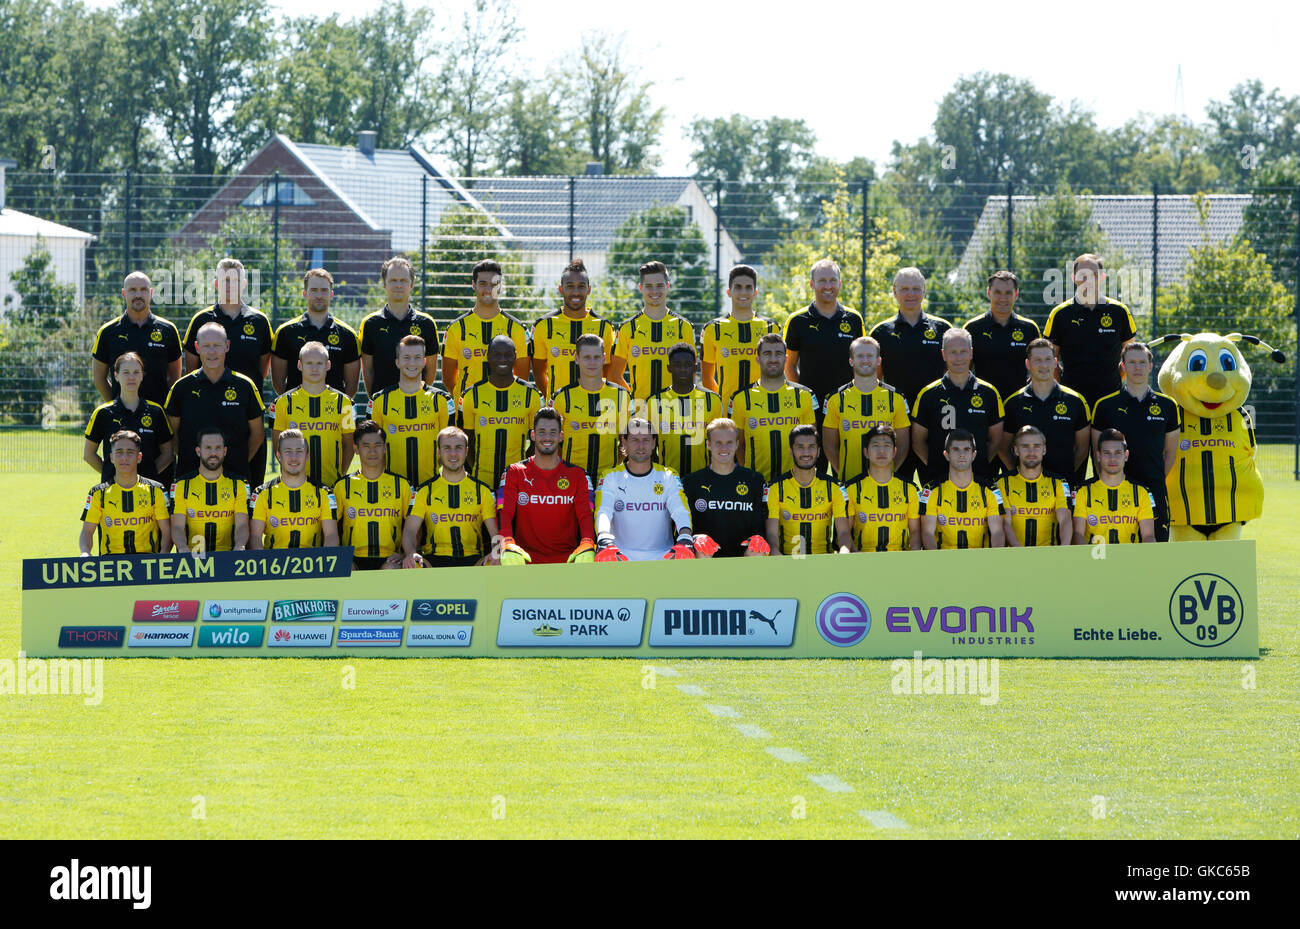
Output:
[498, 458, 595, 564]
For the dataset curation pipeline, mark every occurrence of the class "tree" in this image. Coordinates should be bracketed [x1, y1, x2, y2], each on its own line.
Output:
[1105, 115, 1220, 192]
[0, 237, 81, 424]
[1239, 156, 1300, 294]
[352, 1, 443, 150]
[597, 206, 711, 324]
[1206, 80, 1300, 189]
[3, 236, 78, 330]
[440, 0, 522, 178]
[491, 77, 583, 176]
[565, 32, 665, 175]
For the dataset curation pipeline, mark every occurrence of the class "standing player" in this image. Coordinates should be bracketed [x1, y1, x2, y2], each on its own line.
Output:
[496, 408, 597, 565]
[765, 425, 852, 556]
[701, 265, 777, 399]
[911, 329, 1005, 487]
[823, 336, 911, 483]
[843, 425, 921, 552]
[249, 429, 339, 550]
[782, 260, 865, 417]
[609, 260, 694, 402]
[1044, 253, 1138, 409]
[170, 427, 250, 554]
[650, 342, 722, 478]
[550, 333, 634, 487]
[272, 342, 355, 488]
[402, 427, 500, 568]
[1090, 340, 1179, 542]
[92, 271, 182, 407]
[919, 430, 1005, 550]
[593, 419, 695, 561]
[871, 267, 953, 481]
[1072, 429, 1155, 544]
[271, 268, 360, 396]
[462, 336, 541, 493]
[963, 271, 1041, 404]
[730, 333, 818, 484]
[368, 335, 454, 488]
[84, 352, 173, 484]
[998, 338, 1090, 485]
[531, 259, 616, 399]
[78, 430, 171, 556]
[998, 425, 1073, 547]
[441, 259, 530, 409]
[359, 256, 440, 395]
[680, 418, 769, 557]
[333, 420, 411, 570]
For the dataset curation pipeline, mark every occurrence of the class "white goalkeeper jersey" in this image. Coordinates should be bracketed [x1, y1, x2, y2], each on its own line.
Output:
[594, 464, 693, 561]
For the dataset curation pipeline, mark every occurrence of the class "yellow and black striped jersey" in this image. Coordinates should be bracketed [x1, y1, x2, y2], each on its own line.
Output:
[367, 383, 455, 488]
[272, 386, 355, 487]
[530, 309, 615, 399]
[919, 480, 1004, 550]
[700, 315, 779, 399]
[1074, 478, 1154, 544]
[80, 479, 169, 555]
[250, 478, 334, 549]
[822, 382, 911, 483]
[409, 474, 497, 558]
[442, 310, 530, 405]
[1166, 408, 1263, 526]
[998, 472, 1070, 546]
[550, 381, 636, 486]
[649, 386, 723, 477]
[613, 310, 695, 401]
[729, 381, 819, 484]
[333, 471, 412, 560]
[461, 377, 541, 491]
[845, 474, 920, 552]
[766, 472, 847, 556]
[171, 472, 249, 553]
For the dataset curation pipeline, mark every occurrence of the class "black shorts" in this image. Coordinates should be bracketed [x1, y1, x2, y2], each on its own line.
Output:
[353, 556, 395, 570]
[423, 554, 481, 568]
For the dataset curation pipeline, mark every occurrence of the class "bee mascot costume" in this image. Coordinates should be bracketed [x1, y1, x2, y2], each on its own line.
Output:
[1149, 332, 1286, 541]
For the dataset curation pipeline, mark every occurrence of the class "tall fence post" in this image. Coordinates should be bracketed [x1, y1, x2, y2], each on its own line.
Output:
[1006, 180, 1013, 273]
[714, 179, 723, 315]
[421, 175, 428, 312]
[271, 171, 281, 323]
[860, 178, 870, 312]
[1152, 183, 1160, 337]
[1293, 183, 1299, 480]
[122, 170, 132, 281]
[568, 177, 576, 262]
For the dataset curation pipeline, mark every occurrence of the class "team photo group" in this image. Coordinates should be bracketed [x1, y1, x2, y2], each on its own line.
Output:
[79, 247, 1250, 566]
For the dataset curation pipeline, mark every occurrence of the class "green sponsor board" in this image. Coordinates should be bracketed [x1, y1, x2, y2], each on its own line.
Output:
[21, 542, 1258, 658]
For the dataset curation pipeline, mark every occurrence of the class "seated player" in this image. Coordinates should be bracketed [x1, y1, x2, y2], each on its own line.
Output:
[171, 426, 250, 554]
[333, 419, 411, 570]
[368, 335, 454, 488]
[496, 408, 596, 565]
[999, 425, 1072, 547]
[823, 336, 910, 482]
[550, 332, 635, 487]
[79, 429, 171, 556]
[765, 425, 852, 556]
[1072, 428, 1155, 545]
[462, 335, 541, 493]
[250, 429, 339, 549]
[83, 351, 173, 484]
[593, 418, 694, 561]
[919, 429, 1005, 550]
[649, 341, 722, 477]
[844, 424, 921, 552]
[272, 341, 355, 488]
[402, 426, 500, 568]
[680, 418, 768, 557]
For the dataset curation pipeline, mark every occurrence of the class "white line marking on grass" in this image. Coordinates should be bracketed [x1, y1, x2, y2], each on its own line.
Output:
[859, 810, 909, 829]
[735, 724, 770, 739]
[704, 704, 742, 719]
[676, 683, 707, 696]
[808, 774, 854, 793]
[765, 747, 808, 763]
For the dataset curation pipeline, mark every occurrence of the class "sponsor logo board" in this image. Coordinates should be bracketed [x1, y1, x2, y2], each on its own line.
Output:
[203, 600, 269, 622]
[128, 625, 195, 647]
[649, 599, 797, 647]
[498, 599, 645, 647]
[131, 600, 199, 622]
[410, 599, 476, 621]
[339, 600, 407, 623]
[198, 625, 265, 647]
[336, 626, 404, 646]
[271, 599, 338, 622]
[58, 626, 125, 648]
[405, 624, 473, 647]
[267, 624, 334, 647]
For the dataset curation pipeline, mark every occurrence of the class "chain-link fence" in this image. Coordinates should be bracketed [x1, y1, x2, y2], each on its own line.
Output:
[2, 165, 1297, 477]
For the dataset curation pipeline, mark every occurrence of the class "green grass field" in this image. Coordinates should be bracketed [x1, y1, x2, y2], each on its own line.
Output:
[2, 472, 1297, 839]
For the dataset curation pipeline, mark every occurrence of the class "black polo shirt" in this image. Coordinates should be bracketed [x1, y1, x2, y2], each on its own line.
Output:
[1002, 383, 1090, 481]
[1043, 296, 1136, 407]
[963, 310, 1041, 405]
[1090, 386, 1180, 494]
[164, 369, 266, 479]
[359, 305, 441, 395]
[272, 313, 361, 393]
[912, 373, 1005, 486]
[782, 303, 865, 405]
[91, 312, 183, 406]
[183, 305, 273, 387]
[869, 312, 953, 410]
[84, 397, 172, 483]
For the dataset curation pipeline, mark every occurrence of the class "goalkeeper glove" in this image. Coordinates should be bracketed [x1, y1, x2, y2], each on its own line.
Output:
[594, 534, 627, 563]
[742, 534, 771, 556]
[498, 537, 531, 566]
[664, 528, 696, 559]
[691, 533, 720, 557]
[567, 538, 597, 563]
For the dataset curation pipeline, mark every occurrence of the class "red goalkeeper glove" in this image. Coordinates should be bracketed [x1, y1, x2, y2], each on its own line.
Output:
[594, 535, 627, 562]
[691, 533, 720, 557]
[567, 539, 597, 563]
[742, 534, 771, 556]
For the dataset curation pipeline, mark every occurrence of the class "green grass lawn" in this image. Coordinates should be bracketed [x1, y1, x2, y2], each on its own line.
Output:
[1, 473, 1297, 838]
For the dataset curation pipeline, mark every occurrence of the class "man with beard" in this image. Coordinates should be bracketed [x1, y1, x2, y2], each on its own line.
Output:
[171, 426, 250, 554]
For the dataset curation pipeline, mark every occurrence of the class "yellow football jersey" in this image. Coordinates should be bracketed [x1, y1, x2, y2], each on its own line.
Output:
[333, 471, 412, 560]
[171, 472, 249, 552]
[530, 310, 615, 398]
[442, 310, 530, 404]
[650, 386, 723, 477]
[367, 383, 455, 488]
[613, 310, 695, 401]
[409, 474, 497, 558]
[273, 386, 354, 487]
[1073, 478, 1154, 544]
[822, 382, 911, 483]
[920, 480, 1004, 549]
[1166, 408, 1263, 526]
[81, 479, 169, 555]
[730, 381, 819, 484]
[701, 315, 779, 399]
[845, 474, 919, 552]
[550, 381, 636, 486]
[250, 478, 334, 549]
[462, 377, 541, 490]
[765, 473, 847, 556]
[998, 473, 1070, 546]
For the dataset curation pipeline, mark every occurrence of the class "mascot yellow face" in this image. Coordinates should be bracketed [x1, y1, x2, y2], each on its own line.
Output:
[1157, 333, 1252, 419]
